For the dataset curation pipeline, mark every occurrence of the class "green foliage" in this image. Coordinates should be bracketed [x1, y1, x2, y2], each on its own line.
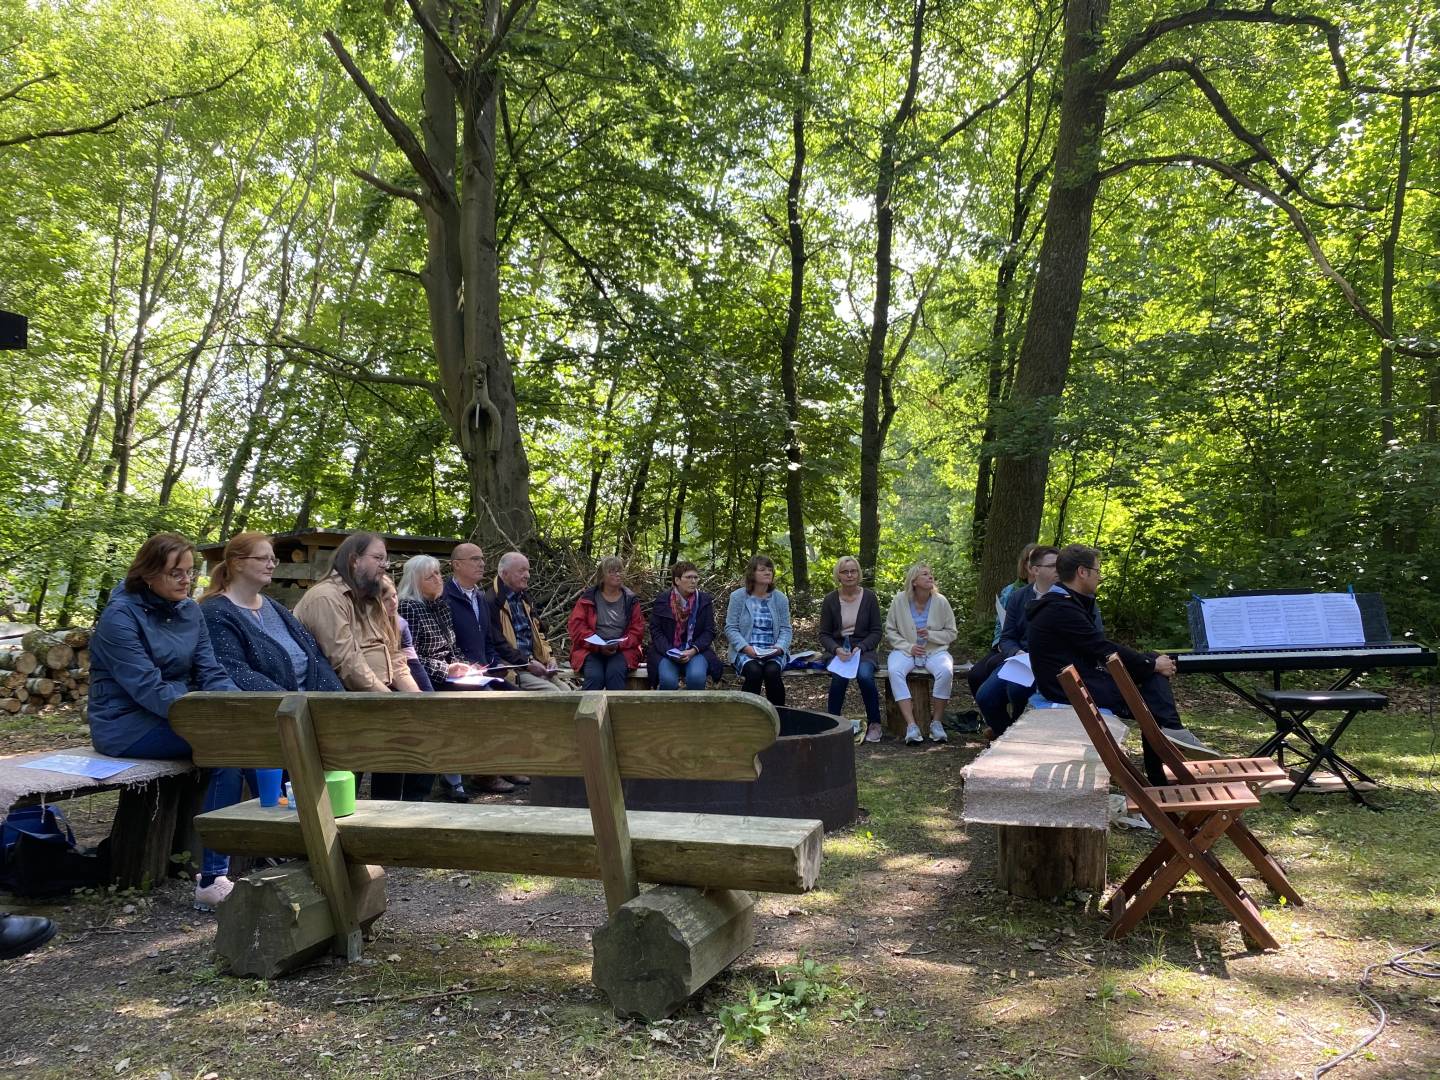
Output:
[715, 956, 850, 1045]
[1, 0, 1435, 644]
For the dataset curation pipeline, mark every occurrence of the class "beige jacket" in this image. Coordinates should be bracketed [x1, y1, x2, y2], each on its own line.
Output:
[884, 589, 958, 656]
[293, 572, 418, 693]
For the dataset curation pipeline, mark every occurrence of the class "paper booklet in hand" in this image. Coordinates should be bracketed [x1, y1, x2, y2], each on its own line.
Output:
[826, 651, 860, 679]
[583, 633, 625, 646]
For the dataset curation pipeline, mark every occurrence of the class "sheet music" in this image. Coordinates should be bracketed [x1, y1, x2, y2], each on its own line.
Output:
[1200, 593, 1365, 650]
[1318, 592, 1365, 643]
[826, 652, 860, 679]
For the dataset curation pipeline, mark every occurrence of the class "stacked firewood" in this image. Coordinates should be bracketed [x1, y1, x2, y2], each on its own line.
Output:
[0, 627, 90, 714]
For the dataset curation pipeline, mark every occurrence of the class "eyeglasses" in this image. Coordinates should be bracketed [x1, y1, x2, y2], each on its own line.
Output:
[240, 555, 279, 566]
[679, 574, 700, 581]
[163, 568, 201, 583]
[362, 552, 391, 568]
[1035, 561, 1058, 570]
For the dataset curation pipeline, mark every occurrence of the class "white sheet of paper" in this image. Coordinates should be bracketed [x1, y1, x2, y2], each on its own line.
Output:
[450, 673, 504, 688]
[826, 651, 860, 679]
[583, 633, 622, 646]
[998, 652, 1033, 686]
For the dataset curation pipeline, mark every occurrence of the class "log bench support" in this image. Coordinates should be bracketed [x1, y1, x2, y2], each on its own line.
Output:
[216, 862, 389, 979]
[592, 886, 755, 1018]
[995, 824, 1107, 899]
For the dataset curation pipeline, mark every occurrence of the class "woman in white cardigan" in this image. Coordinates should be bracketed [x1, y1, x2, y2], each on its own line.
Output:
[883, 563, 956, 745]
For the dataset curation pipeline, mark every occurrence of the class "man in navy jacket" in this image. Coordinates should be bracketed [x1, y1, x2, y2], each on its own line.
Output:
[445, 542, 494, 666]
[1028, 544, 1213, 783]
[443, 542, 521, 793]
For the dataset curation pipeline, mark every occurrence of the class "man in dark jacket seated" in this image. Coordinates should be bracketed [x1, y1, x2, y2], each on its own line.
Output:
[1027, 544, 1212, 784]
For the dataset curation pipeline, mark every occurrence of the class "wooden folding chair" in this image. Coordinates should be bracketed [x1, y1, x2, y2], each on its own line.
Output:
[1058, 666, 1278, 950]
[1103, 654, 1302, 907]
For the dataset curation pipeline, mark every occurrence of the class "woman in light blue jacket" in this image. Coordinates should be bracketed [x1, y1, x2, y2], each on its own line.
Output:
[724, 554, 791, 707]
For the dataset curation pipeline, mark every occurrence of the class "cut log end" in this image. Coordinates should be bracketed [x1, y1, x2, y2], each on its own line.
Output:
[592, 886, 755, 1020]
[216, 862, 387, 979]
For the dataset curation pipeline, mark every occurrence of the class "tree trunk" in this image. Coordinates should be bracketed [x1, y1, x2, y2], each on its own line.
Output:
[779, 0, 813, 596]
[622, 393, 664, 554]
[975, 0, 1110, 611]
[859, 0, 926, 583]
[327, 0, 536, 555]
[667, 427, 693, 569]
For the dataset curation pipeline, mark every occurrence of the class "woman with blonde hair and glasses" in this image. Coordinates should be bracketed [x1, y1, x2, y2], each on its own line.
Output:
[200, 532, 342, 693]
[818, 556, 884, 741]
[883, 562, 957, 745]
[87, 532, 241, 910]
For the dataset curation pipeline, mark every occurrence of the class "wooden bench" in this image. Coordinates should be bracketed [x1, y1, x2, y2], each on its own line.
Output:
[960, 706, 1129, 899]
[0, 748, 200, 889]
[625, 662, 972, 739]
[169, 690, 823, 1018]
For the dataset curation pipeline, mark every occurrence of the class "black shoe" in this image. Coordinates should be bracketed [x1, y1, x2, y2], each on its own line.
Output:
[444, 784, 474, 803]
[505, 775, 531, 786]
[0, 914, 57, 960]
[476, 776, 516, 794]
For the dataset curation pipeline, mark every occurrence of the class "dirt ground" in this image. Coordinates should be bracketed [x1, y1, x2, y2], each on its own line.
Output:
[2, 681, 1439, 1079]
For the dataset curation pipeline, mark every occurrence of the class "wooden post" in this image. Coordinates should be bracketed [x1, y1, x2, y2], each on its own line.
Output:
[276, 693, 362, 960]
[574, 692, 638, 915]
[995, 824, 1107, 899]
[592, 886, 756, 1019]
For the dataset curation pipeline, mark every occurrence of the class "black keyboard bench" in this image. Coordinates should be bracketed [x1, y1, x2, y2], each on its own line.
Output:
[1254, 688, 1389, 809]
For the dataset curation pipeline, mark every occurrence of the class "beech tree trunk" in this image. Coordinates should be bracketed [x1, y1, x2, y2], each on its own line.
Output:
[975, 0, 1110, 611]
[327, 0, 536, 554]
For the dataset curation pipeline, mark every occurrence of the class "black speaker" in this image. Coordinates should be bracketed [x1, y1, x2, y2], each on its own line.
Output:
[0, 309, 26, 350]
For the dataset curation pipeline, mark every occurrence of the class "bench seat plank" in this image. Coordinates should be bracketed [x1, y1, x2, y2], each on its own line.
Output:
[196, 801, 824, 894]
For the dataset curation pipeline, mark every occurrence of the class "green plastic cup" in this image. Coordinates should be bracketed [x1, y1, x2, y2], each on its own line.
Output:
[325, 770, 357, 818]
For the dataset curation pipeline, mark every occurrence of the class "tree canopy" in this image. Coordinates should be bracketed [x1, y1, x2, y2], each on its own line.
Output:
[2, 0, 1436, 645]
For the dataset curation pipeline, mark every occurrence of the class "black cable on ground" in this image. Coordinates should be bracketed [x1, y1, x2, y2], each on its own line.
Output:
[1313, 940, 1440, 1078]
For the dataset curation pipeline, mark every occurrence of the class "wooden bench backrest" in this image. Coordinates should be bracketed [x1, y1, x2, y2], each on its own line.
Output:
[170, 689, 780, 781]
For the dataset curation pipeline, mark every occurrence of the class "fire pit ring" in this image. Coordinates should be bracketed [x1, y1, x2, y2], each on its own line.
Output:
[528, 705, 858, 832]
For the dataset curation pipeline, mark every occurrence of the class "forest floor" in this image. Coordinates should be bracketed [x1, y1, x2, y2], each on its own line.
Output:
[2, 680, 1439, 1080]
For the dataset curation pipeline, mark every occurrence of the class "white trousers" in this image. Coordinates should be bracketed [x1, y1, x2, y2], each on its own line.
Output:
[886, 650, 954, 701]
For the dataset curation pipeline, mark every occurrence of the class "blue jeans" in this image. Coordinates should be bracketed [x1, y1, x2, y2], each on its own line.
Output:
[828, 660, 880, 725]
[658, 654, 709, 690]
[582, 652, 631, 690]
[122, 723, 243, 880]
[975, 671, 1032, 737]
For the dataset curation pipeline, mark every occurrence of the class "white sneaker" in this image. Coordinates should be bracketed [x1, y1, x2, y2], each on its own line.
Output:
[928, 720, 948, 743]
[194, 875, 234, 912]
[904, 722, 923, 745]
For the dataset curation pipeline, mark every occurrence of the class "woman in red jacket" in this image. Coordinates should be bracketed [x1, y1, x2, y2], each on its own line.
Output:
[567, 556, 645, 690]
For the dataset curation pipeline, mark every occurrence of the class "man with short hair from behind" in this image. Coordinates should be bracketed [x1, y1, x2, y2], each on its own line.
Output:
[486, 551, 563, 691]
[1026, 544, 1214, 784]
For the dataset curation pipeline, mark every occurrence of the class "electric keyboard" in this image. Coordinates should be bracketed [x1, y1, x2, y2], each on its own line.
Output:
[1174, 643, 1434, 674]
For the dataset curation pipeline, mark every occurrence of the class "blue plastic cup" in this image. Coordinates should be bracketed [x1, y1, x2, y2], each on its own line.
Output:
[256, 768, 284, 808]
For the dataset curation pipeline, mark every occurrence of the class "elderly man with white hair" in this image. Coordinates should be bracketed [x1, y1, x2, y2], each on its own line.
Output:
[485, 551, 564, 691]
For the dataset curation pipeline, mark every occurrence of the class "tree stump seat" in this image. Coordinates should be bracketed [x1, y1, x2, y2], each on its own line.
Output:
[171, 690, 823, 1019]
